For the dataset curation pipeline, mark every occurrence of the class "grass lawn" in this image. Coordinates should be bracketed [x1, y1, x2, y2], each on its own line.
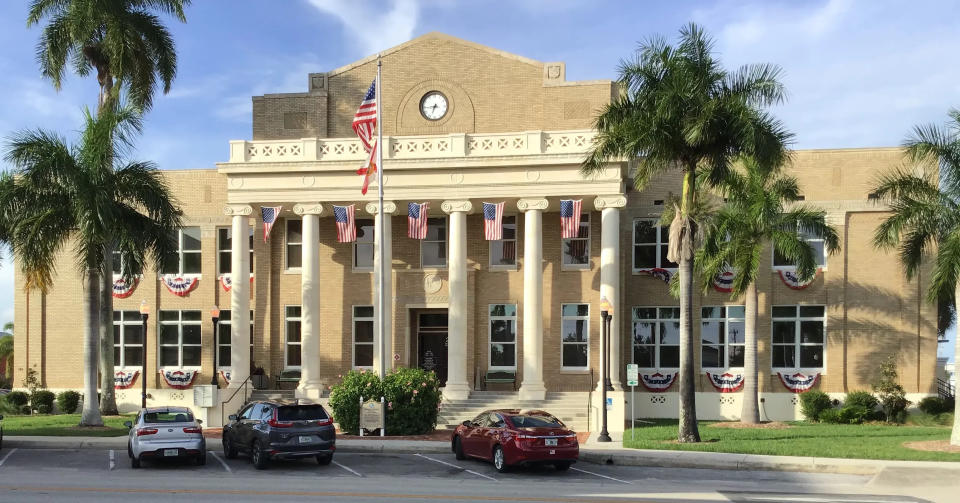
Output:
[623, 419, 960, 462]
[3, 414, 134, 437]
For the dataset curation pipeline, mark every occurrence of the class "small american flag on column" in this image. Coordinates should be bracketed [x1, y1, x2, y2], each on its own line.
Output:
[559, 199, 582, 239]
[352, 79, 378, 195]
[482, 202, 504, 240]
[333, 204, 356, 243]
[261, 206, 282, 242]
[408, 202, 429, 239]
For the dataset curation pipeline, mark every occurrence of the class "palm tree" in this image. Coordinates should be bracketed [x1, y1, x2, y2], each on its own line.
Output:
[582, 23, 792, 442]
[872, 108, 960, 445]
[28, 0, 190, 415]
[1, 106, 182, 426]
[0, 335, 13, 381]
[697, 158, 839, 424]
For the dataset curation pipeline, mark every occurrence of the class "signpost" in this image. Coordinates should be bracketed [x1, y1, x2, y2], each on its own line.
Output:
[359, 396, 385, 437]
[626, 364, 639, 440]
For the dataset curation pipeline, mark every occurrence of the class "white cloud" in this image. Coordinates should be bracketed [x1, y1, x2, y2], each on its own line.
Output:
[306, 0, 420, 56]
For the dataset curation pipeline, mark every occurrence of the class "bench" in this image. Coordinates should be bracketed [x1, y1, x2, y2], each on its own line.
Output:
[275, 369, 301, 389]
[482, 370, 516, 391]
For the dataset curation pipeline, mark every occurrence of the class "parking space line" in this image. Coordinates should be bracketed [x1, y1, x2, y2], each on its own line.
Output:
[413, 453, 497, 481]
[570, 466, 632, 484]
[332, 460, 362, 477]
[0, 448, 17, 467]
[109, 450, 116, 471]
[209, 451, 232, 473]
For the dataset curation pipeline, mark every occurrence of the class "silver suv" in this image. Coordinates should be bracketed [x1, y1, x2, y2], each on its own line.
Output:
[222, 400, 335, 469]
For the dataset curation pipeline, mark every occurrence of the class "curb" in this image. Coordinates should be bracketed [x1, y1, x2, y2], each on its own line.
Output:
[4, 437, 452, 455]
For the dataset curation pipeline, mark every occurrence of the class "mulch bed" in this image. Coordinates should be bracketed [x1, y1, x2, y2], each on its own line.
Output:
[903, 440, 960, 453]
[65, 426, 117, 432]
[707, 421, 792, 430]
[338, 430, 452, 441]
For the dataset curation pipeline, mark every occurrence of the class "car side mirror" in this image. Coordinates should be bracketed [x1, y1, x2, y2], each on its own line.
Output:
[0, 414, 4, 420]
[228, 414, 237, 421]
[462, 420, 472, 427]
[123, 421, 132, 428]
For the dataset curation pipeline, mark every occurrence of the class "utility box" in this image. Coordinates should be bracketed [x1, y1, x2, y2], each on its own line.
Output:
[193, 385, 216, 408]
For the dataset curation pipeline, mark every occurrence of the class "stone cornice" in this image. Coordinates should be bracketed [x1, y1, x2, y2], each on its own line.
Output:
[517, 198, 549, 211]
[293, 203, 324, 216]
[223, 204, 253, 216]
[365, 201, 398, 215]
[441, 200, 473, 214]
[593, 195, 627, 210]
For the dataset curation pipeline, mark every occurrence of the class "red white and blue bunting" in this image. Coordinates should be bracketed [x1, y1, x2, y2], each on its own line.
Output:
[713, 269, 735, 293]
[640, 372, 677, 392]
[160, 368, 198, 389]
[162, 275, 199, 297]
[112, 277, 139, 299]
[218, 274, 254, 292]
[778, 269, 818, 290]
[114, 370, 139, 389]
[706, 372, 744, 393]
[777, 372, 820, 393]
[219, 369, 231, 384]
[637, 268, 672, 284]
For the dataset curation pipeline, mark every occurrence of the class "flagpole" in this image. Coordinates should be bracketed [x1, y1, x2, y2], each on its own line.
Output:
[376, 55, 386, 381]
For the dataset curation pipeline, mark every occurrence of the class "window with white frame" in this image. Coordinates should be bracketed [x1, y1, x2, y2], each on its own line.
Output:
[771, 305, 825, 369]
[158, 310, 202, 367]
[561, 304, 589, 368]
[489, 304, 517, 369]
[217, 228, 254, 275]
[633, 219, 678, 271]
[285, 306, 302, 368]
[632, 307, 680, 368]
[701, 306, 746, 369]
[217, 310, 253, 368]
[111, 251, 140, 277]
[161, 227, 202, 275]
[773, 227, 826, 269]
[421, 217, 447, 268]
[286, 220, 302, 270]
[562, 214, 590, 267]
[489, 216, 517, 267]
[354, 219, 375, 270]
[113, 311, 143, 367]
[353, 306, 374, 368]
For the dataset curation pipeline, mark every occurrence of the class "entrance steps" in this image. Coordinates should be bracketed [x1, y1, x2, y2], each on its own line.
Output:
[248, 389, 296, 402]
[437, 391, 592, 433]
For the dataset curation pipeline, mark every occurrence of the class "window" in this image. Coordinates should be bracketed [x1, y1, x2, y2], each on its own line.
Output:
[489, 216, 517, 267]
[701, 306, 746, 369]
[354, 219, 375, 270]
[421, 217, 447, 268]
[113, 311, 143, 367]
[111, 251, 140, 277]
[217, 310, 253, 368]
[158, 310, 202, 367]
[561, 304, 589, 369]
[489, 304, 517, 370]
[773, 227, 826, 269]
[772, 305, 825, 369]
[285, 306, 302, 368]
[286, 220, 302, 270]
[633, 219, 678, 271]
[562, 214, 590, 267]
[217, 227, 254, 275]
[161, 227, 202, 275]
[353, 306, 374, 368]
[632, 307, 680, 368]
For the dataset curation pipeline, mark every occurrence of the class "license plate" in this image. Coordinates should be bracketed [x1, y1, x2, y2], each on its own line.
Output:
[545, 438, 558, 446]
[299, 435, 313, 443]
[163, 449, 178, 457]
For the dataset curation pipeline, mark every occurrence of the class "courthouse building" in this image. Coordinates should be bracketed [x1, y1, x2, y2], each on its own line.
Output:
[13, 33, 940, 428]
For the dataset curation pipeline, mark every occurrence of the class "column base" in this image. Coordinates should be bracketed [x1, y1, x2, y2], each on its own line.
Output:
[595, 379, 623, 392]
[296, 381, 324, 401]
[518, 382, 547, 401]
[442, 382, 471, 401]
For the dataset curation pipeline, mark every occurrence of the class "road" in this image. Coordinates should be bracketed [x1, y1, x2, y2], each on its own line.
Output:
[0, 447, 950, 502]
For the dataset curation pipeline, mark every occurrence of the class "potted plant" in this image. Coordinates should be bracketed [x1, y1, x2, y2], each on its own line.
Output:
[251, 364, 268, 389]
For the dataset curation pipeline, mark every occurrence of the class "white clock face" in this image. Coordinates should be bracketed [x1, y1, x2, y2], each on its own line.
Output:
[420, 91, 448, 120]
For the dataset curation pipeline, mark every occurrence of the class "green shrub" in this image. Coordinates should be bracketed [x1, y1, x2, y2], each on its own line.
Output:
[800, 390, 832, 421]
[56, 391, 81, 414]
[818, 408, 842, 423]
[20, 405, 31, 414]
[31, 390, 55, 414]
[873, 356, 910, 424]
[328, 369, 384, 435]
[382, 367, 442, 435]
[844, 390, 879, 410]
[838, 404, 871, 424]
[918, 396, 954, 415]
[5, 390, 29, 409]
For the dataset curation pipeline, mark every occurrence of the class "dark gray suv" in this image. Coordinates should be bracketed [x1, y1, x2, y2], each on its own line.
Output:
[222, 400, 335, 469]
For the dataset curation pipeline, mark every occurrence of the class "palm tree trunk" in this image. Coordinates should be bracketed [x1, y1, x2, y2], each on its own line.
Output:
[81, 261, 103, 426]
[677, 168, 700, 443]
[741, 281, 760, 424]
[952, 283, 960, 446]
[99, 242, 118, 415]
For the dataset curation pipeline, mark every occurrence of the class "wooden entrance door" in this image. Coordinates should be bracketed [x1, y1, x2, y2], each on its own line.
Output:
[415, 311, 448, 386]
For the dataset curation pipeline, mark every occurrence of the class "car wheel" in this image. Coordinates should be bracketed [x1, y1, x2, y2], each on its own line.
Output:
[131, 455, 141, 469]
[196, 452, 207, 466]
[554, 462, 571, 471]
[251, 440, 269, 470]
[492, 445, 509, 473]
[223, 435, 238, 459]
[316, 454, 332, 465]
[453, 436, 466, 460]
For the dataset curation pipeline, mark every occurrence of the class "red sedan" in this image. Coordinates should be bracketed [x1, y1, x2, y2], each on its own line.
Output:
[451, 409, 578, 473]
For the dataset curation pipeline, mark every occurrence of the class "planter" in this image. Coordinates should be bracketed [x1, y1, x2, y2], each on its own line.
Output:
[252, 374, 269, 390]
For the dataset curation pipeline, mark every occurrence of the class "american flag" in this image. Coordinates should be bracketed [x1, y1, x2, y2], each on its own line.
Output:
[333, 204, 356, 243]
[408, 202, 429, 239]
[261, 206, 282, 242]
[353, 79, 378, 195]
[482, 202, 504, 240]
[559, 199, 582, 239]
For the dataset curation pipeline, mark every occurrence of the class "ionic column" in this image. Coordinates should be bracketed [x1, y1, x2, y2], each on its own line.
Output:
[225, 205, 253, 387]
[365, 201, 397, 375]
[518, 198, 549, 401]
[441, 200, 473, 400]
[595, 195, 627, 390]
[294, 203, 324, 399]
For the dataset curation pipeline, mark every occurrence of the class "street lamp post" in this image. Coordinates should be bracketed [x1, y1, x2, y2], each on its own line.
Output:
[139, 300, 149, 409]
[211, 307, 221, 387]
[598, 297, 613, 442]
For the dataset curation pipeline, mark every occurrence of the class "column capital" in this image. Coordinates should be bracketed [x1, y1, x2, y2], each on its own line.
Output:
[365, 201, 398, 215]
[593, 195, 627, 210]
[517, 198, 549, 211]
[223, 204, 253, 216]
[293, 203, 324, 216]
[441, 200, 473, 214]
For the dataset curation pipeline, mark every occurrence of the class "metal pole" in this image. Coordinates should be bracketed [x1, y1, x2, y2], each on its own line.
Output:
[598, 310, 611, 442]
[631, 384, 635, 442]
[380, 395, 385, 437]
[141, 313, 148, 409]
[359, 395, 364, 437]
[605, 315, 613, 391]
[376, 55, 386, 380]
[211, 315, 220, 387]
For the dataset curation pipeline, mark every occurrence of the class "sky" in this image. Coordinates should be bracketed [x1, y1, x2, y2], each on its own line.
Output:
[0, 0, 957, 361]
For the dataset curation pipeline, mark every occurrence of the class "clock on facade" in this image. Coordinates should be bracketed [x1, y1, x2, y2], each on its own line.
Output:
[419, 91, 448, 120]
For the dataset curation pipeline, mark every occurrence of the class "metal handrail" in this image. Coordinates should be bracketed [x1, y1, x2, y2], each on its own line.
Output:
[219, 374, 254, 425]
[937, 377, 956, 399]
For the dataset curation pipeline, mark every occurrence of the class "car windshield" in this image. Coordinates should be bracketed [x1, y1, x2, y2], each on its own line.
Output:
[276, 405, 328, 421]
[143, 411, 193, 424]
[508, 414, 563, 428]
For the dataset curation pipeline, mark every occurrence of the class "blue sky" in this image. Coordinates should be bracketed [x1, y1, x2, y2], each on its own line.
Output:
[0, 0, 957, 360]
